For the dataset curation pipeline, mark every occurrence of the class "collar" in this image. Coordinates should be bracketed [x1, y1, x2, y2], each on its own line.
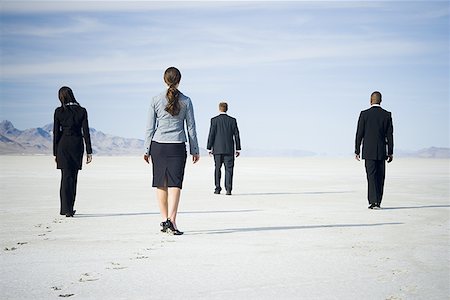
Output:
[219, 112, 227, 115]
[67, 102, 79, 106]
[371, 103, 381, 107]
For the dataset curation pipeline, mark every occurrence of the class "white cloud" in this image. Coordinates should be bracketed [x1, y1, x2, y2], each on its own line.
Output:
[2, 16, 105, 37]
[0, 18, 431, 80]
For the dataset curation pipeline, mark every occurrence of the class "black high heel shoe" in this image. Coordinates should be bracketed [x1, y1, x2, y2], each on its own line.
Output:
[160, 219, 170, 232]
[166, 219, 184, 235]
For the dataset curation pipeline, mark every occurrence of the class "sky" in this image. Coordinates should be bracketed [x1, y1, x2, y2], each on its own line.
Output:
[0, 0, 449, 155]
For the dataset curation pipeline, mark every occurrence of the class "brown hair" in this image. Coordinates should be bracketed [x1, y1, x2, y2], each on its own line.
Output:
[370, 91, 382, 104]
[219, 102, 228, 112]
[164, 67, 182, 116]
[58, 86, 79, 109]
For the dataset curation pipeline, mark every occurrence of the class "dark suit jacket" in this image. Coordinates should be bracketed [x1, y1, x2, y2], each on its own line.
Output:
[53, 104, 92, 170]
[207, 114, 241, 155]
[355, 106, 393, 160]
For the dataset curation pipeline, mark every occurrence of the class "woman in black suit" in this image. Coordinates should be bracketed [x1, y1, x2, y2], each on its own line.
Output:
[53, 86, 93, 217]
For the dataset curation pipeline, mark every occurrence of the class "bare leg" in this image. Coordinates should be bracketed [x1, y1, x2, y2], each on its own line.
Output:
[156, 187, 168, 221]
[168, 187, 181, 229]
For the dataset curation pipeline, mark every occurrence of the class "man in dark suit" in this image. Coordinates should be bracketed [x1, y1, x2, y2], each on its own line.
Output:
[355, 91, 394, 209]
[207, 102, 241, 195]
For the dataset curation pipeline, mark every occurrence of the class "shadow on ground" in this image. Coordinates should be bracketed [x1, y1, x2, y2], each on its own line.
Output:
[188, 222, 404, 235]
[381, 205, 450, 210]
[233, 191, 355, 196]
[74, 209, 261, 218]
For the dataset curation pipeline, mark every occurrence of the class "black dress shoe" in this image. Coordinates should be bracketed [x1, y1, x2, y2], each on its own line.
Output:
[226, 191, 232, 195]
[214, 190, 220, 194]
[368, 204, 376, 209]
[373, 203, 381, 210]
[65, 210, 76, 217]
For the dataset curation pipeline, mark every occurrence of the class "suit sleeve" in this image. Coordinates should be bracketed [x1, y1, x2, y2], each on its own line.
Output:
[355, 112, 364, 155]
[82, 108, 92, 154]
[234, 119, 241, 151]
[185, 99, 199, 155]
[386, 112, 394, 156]
[206, 118, 216, 151]
[53, 110, 61, 156]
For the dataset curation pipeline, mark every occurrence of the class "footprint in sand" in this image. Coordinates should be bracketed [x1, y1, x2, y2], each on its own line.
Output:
[132, 254, 149, 260]
[52, 284, 74, 297]
[4, 247, 18, 251]
[385, 296, 402, 300]
[78, 272, 100, 282]
[130, 247, 154, 260]
[4, 241, 30, 251]
[106, 262, 127, 270]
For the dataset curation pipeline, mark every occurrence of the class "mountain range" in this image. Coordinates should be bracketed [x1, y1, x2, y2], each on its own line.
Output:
[0, 120, 449, 158]
[0, 120, 144, 155]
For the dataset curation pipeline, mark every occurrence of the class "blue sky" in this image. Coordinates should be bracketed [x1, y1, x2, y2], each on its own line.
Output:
[1, 1, 448, 155]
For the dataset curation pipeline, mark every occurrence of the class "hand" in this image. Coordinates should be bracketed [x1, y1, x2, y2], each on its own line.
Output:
[144, 154, 150, 164]
[355, 154, 360, 161]
[386, 155, 393, 163]
[236, 151, 240, 158]
[208, 151, 213, 157]
[192, 154, 200, 164]
[86, 154, 92, 164]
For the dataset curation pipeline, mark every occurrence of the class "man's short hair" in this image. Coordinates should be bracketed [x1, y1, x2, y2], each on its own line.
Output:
[219, 102, 228, 112]
[371, 91, 382, 104]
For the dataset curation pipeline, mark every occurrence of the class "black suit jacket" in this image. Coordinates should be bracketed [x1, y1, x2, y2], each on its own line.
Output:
[53, 104, 92, 170]
[355, 106, 393, 160]
[207, 114, 241, 155]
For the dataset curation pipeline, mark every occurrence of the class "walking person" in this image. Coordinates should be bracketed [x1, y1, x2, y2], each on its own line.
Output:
[144, 67, 200, 235]
[355, 91, 394, 209]
[53, 86, 93, 217]
[207, 102, 241, 195]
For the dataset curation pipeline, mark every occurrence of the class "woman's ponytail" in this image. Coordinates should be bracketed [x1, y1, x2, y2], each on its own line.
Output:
[164, 67, 182, 116]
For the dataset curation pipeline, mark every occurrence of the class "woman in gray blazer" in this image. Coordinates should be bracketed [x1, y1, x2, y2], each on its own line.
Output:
[144, 67, 200, 235]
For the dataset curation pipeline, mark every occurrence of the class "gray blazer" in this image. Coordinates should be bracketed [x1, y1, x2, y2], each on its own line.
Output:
[144, 91, 199, 155]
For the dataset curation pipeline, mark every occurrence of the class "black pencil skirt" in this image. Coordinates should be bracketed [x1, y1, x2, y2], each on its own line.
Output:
[150, 141, 187, 188]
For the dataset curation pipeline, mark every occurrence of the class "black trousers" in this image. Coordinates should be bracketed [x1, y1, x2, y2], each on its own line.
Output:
[365, 159, 386, 205]
[60, 169, 79, 215]
[214, 154, 235, 192]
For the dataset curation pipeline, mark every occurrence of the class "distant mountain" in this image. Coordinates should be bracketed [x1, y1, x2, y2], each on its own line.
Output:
[243, 148, 316, 157]
[1, 120, 449, 158]
[0, 120, 144, 155]
[395, 147, 450, 158]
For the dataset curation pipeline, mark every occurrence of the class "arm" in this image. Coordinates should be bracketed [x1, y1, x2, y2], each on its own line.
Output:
[206, 118, 216, 154]
[386, 112, 394, 162]
[82, 109, 93, 163]
[355, 112, 364, 160]
[233, 119, 241, 157]
[144, 99, 157, 158]
[185, 99, 200, 160]
[53, 110, 61, 158]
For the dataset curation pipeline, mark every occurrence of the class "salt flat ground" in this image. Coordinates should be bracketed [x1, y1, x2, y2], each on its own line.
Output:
[0, 156, 449, 300]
